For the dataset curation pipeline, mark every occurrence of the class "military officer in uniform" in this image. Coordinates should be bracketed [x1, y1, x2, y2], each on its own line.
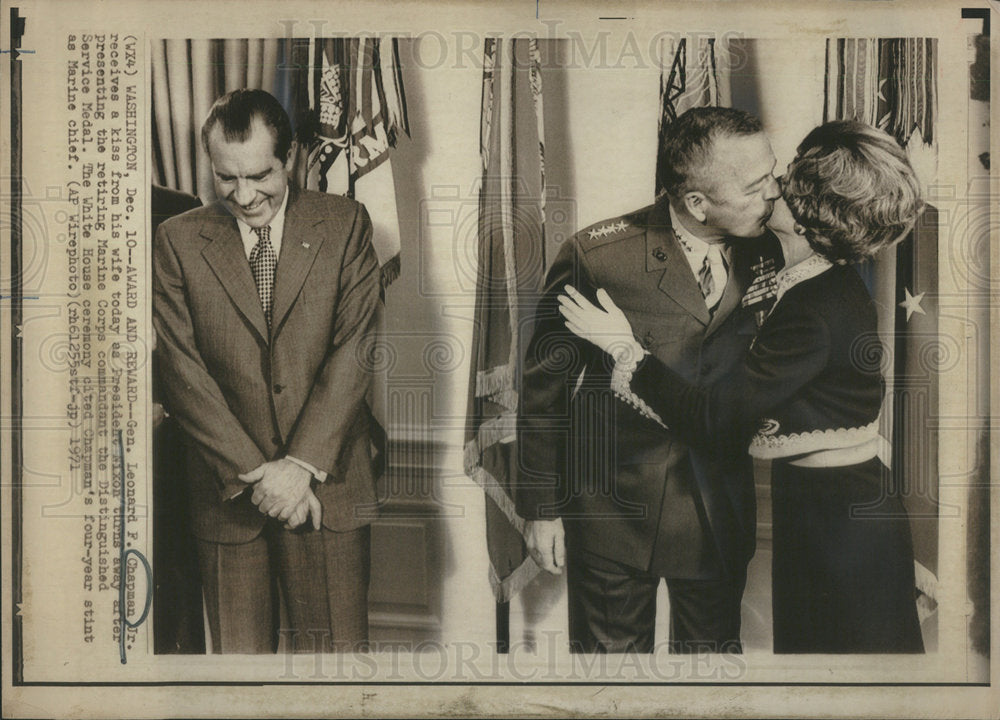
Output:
[516, 106, 783, 652]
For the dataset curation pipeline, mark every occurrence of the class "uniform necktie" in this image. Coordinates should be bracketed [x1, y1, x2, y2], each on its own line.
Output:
[249, 225, 276, 327]
[700, 245, 727, 310]
[697, 252, 715, 301]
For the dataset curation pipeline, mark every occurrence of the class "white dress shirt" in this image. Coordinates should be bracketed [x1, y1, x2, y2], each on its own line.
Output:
[236, 186, 290, 261]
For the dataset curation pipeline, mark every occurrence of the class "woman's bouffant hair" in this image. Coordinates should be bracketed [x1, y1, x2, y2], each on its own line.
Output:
[782, 121, 925, 264]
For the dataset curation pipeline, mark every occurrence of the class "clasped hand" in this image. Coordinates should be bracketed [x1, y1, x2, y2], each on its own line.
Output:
[239, 458, 322, 530]
[558, 286, 641, 362]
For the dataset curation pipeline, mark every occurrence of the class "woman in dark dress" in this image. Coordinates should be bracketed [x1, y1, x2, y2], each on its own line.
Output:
[558, 120, 925, 653]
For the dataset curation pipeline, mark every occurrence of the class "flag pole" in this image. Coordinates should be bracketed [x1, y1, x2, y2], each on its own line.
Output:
[496, 601, 510, 653]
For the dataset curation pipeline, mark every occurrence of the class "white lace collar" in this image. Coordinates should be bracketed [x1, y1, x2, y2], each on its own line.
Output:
[774, 253, 833, 305]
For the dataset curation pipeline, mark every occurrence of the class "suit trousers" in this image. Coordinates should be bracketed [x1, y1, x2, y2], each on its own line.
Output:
[566, 549, 746, 654]
[197, 521, 371, 654]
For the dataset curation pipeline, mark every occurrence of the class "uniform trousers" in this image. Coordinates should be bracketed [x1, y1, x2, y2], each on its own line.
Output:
[566, 548, 746, 654]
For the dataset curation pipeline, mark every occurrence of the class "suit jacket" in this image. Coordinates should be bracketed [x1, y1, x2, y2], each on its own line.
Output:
[153, 187, 381, 544]
[515, 202, 781, 577]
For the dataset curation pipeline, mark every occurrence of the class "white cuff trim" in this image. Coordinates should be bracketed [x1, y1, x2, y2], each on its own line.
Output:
[610, 351, 668, 430]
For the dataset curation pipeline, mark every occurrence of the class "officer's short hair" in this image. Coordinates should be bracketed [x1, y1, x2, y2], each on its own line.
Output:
[658, 106, 764, 198]
[201, 88, 292, 161]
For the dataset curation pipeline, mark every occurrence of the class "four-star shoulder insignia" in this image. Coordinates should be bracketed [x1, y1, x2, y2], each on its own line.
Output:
[587, 219, 630, 241]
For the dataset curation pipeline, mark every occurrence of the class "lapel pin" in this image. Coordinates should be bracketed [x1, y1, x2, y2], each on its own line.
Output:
[302, 242, 310, 249]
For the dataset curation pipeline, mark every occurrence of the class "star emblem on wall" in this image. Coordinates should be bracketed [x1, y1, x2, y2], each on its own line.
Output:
[900, 287, 926, 322]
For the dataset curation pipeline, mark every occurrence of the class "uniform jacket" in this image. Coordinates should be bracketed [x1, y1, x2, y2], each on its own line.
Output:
[153, 187, 381, 544]
[515, 201, 781, 576]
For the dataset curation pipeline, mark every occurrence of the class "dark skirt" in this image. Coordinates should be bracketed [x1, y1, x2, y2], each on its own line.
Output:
[770, 456, 924, 653]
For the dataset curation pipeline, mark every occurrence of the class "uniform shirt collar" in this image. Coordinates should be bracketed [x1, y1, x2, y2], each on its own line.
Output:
[668, 203, 730, 271]
[236, 185, 290, 261]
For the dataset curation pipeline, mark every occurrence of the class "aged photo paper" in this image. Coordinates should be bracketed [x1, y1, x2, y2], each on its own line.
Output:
[1, 0, 997, 717]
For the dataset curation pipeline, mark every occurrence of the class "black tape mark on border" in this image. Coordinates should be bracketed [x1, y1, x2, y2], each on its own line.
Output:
[9, 4, 26, 687]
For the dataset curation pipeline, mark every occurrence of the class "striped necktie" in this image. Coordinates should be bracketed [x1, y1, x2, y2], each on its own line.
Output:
[697, 251, 715, 301]
[249, 225, 277, 327]
[702, 244, 728, 310]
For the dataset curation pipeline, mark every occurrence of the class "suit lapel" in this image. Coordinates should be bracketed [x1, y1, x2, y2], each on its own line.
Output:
[199, 207, 269, 342]
[271, 190, 326, 335]
[643, 204, 711, 325]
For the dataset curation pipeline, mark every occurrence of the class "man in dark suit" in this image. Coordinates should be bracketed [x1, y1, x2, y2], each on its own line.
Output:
[516, 107, 782, 653]
[153, 89, 380, 653]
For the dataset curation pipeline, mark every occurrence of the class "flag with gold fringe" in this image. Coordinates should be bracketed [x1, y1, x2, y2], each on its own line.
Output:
[464, 38, 548, 612]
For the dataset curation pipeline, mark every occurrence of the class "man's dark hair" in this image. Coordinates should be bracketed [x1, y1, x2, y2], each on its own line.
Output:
[200, 88, 293, 161]
[658, 106, 763, 198]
